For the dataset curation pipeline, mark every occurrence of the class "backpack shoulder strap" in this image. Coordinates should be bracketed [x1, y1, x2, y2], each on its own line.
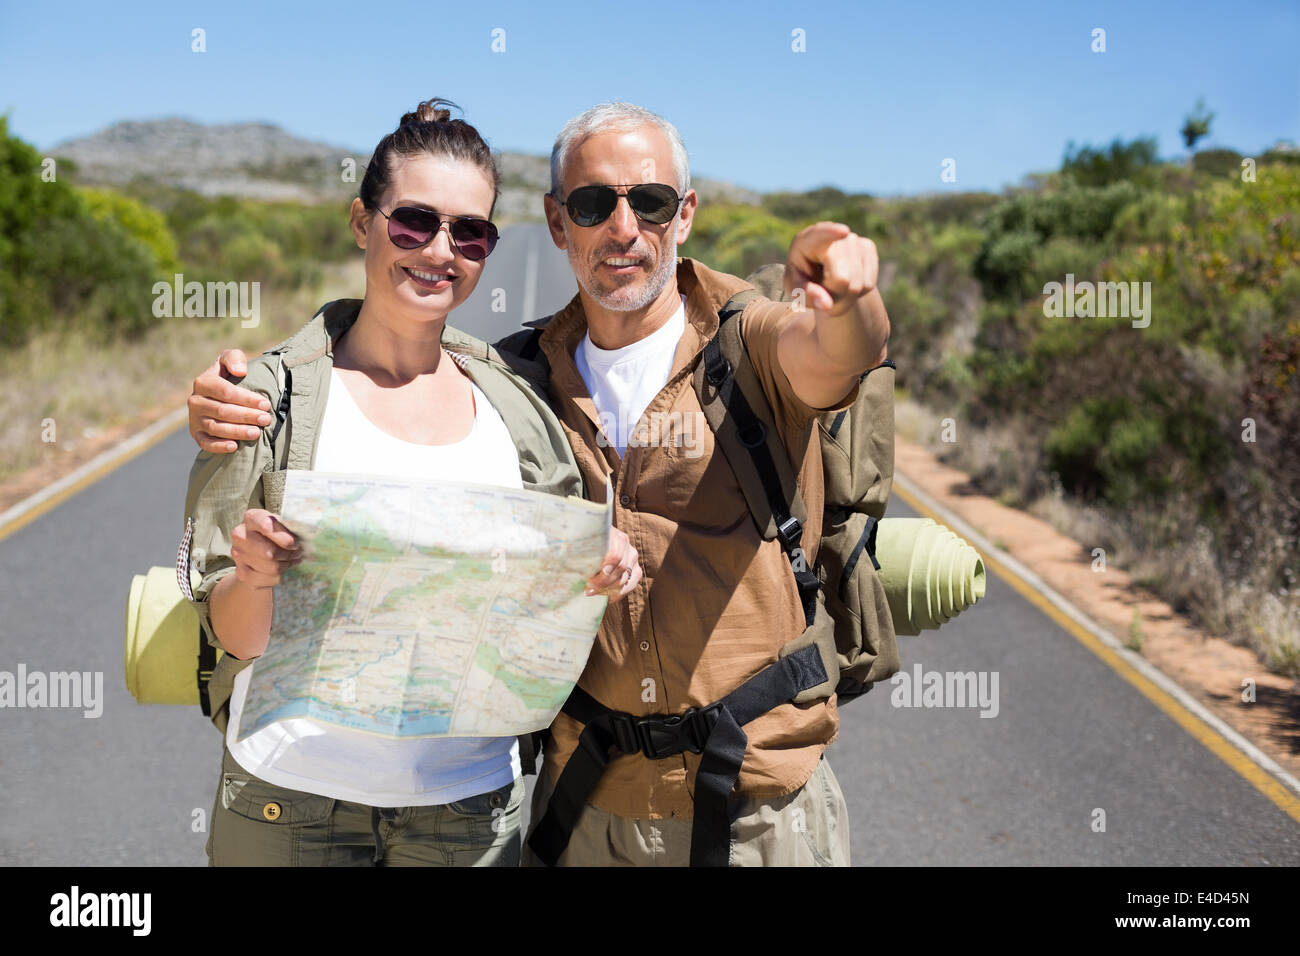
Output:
[493, 319, 555, 405]
[518, 327, 545, 363]
[496, 314, 554, 366]
[693, 290, 818, 624]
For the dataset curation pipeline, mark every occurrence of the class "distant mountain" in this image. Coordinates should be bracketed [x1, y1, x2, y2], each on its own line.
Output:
[51, 118, 760, 223]
[51, 119, 358, 204]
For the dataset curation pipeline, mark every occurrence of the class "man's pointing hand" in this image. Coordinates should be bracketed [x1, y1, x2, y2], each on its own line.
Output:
[783, 221, 879, 317]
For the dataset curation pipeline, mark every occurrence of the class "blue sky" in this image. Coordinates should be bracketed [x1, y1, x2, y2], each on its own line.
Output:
[1, 0, 1296, 196]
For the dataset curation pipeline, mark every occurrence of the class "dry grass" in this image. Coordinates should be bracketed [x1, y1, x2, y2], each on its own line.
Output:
[898, 395, 1300, 678]
[896, 395, 1044, 507]
[0, 262, 364, 487]
[1028, 480, 1300, 677]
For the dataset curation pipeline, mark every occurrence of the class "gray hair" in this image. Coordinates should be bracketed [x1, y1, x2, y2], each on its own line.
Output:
[549, 101, 691, 199]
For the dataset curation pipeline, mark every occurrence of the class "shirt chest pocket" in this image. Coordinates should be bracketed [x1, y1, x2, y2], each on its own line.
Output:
[635, 407, 750, 532]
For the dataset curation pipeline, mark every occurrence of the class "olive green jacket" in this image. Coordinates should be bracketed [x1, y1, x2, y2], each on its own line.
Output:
[180, 299, 586, 734]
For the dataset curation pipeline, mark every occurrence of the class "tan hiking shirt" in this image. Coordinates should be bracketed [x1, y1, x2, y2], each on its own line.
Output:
[537, 258, 858, 818]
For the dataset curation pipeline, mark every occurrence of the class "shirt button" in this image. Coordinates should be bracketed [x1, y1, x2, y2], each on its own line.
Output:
[619, 494, 632, 507]
[639, 641, 650, 652]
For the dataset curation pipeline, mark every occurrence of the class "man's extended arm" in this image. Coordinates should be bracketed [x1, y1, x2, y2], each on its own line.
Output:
[189, 350, 273, 453]
[775, 221, 890, 410]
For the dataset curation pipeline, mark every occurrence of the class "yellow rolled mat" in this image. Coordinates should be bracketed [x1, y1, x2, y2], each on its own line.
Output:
[125, 566, 218, 705]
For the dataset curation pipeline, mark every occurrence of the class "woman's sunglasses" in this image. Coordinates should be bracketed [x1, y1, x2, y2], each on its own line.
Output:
[556, 183, 684, 227]
[375, 205, 499, 261]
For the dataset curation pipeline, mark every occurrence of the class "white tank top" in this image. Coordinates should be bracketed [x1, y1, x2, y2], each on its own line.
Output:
[225, 361, 524, 807]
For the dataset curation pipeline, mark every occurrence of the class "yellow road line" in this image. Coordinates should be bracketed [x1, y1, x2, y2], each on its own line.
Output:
[891, 479, 1300, 827]
[0, 410, 189, 544]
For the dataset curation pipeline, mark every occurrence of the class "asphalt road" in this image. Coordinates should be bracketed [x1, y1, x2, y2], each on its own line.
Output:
[2, 225, 1297, 865]
[448, 222, 578, 342]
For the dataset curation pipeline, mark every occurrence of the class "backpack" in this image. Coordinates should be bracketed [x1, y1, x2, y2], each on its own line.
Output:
[500, 264, 900, 708]
[505, 264, 902, 866]
[122, 355, 292, 719]
[131, 340, 355, 722]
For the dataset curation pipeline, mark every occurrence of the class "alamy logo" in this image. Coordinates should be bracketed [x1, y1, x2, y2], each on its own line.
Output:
[0, 665, 103, 718]
[49, 886, 151, 935]
[152, 273, 260, 327]
[890, 664, 1000, 718]
[595, 409, 704, 458]
[1042, 273, 1151, 328]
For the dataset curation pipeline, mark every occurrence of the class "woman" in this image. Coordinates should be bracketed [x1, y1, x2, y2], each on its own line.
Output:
[182, 98, 641, 866]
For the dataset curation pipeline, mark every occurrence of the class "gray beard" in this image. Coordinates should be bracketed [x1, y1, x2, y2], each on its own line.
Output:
[566, 220, 679, 313]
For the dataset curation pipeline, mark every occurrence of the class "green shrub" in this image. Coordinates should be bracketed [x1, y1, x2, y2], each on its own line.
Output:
[1111, 191, 1184, 244]
[1258, 147, 1300, 167]
[762, 186, 854, 221]
[1031, 236, 1106, 291]
[929, 223, 985, 270]
[81, 186, 180, 273]
[1192, 148, 1244, 179]
[973, 230, 1038, 300]
[219, 232, 288, 284]
[1061, 137, 1160, 187]
[683, 204, 798, 278]
[1044, 397, 1166, 506]
[0, 118, 164, 345]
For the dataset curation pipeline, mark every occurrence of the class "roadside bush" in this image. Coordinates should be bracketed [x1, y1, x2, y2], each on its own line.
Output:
[683, 204, 799, 279]
[0, 118, 163, 345]
[81, 186, 180, 273]
[1061, 136, 1160, 187]
[1192, 148, 1244, 179]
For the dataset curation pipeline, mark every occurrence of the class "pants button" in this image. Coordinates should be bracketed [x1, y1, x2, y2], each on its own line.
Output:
[262, 802, 282, 821]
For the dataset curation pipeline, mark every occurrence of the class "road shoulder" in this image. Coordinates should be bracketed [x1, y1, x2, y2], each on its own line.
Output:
[894, 435, 1300, 785]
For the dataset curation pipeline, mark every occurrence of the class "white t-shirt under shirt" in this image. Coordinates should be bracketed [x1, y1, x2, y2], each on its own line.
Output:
[574, 295, 687, 457]
[225, 361, 524, 807]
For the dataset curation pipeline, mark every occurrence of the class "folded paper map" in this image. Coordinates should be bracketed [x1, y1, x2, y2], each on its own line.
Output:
[235, 471, 612, 741]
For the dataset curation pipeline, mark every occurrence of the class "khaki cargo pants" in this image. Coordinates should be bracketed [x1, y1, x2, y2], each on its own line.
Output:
[521, 755, 851, 866]
[206, 746, 524, 866]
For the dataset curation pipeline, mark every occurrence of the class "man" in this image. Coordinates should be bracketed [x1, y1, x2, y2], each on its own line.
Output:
[187, 102, 889, 866]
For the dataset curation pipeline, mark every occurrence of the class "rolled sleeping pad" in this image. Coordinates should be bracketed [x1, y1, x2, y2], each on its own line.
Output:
[123, 517, 983, 703]
[874, 517, 985, 635]
[124, 565, 219, 705]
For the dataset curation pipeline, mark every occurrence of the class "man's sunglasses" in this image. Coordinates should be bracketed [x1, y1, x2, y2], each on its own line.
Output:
[555, 183, 684, 227]
[374, 205, 499, 261]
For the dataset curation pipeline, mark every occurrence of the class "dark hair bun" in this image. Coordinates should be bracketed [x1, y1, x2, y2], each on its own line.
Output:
[362, 96, 500, 218]
[400, 98, 456, 127]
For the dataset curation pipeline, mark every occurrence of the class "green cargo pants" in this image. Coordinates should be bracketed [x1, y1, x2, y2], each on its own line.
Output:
[521, 754, 851, 866]
[206, 745, 524, 866]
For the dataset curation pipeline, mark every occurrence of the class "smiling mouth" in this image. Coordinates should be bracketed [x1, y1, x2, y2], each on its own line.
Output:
[600, 256, 643, 270]
[404, 267, 457, 287]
